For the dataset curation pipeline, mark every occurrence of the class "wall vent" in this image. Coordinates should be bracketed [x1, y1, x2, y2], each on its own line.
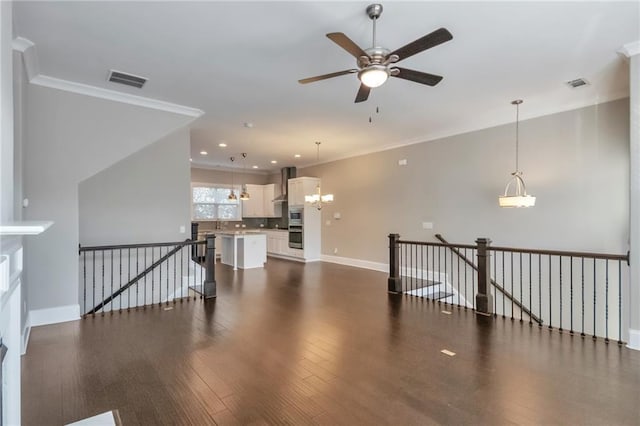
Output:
[566, 78, 589, 89]
[108, 70, 147, 88]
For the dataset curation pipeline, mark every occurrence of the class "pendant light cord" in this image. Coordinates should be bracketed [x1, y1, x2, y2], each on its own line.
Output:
[515, 102, 519, 173]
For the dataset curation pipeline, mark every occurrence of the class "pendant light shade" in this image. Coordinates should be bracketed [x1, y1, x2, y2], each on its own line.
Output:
[498, 100, 536, 208]
[305, 142, 334, 210]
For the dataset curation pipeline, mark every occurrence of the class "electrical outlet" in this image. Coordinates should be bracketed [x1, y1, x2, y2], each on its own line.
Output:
[179, 225, 186, 234]
[422, 222, 433, 229]
[333, 248, 338, 254]
[398, 159, 408, 166]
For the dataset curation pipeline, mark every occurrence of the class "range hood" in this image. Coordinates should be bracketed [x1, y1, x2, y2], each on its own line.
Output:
[272, 167, 296, 203]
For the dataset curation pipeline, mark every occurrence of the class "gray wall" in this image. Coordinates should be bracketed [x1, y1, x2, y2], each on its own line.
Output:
[301, 99, 629, 264]
[79, 127, 191, 246]
[23, 83, 194, 312]
[191, 167, 270, 186]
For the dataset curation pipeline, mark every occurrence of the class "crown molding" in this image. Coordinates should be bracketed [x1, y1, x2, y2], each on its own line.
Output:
[619, 40, 640, 58]
[31, 75, 204, 118]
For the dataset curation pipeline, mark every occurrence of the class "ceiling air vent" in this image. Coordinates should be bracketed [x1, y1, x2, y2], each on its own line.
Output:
[108, 70, 147, 88]
[566, 78, 589, 89]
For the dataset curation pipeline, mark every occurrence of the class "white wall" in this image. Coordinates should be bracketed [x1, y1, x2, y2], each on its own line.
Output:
[0, 0, 14, 224]
[301, 99, 629, 263]
[79, 127, 191, 246]
[23, 84, 195, 314]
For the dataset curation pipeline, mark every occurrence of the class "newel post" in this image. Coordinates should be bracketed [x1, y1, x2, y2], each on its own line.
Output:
[475, 237, 493, 315]
[203, 234, 216, 299]
[191, 222, 199, 260]
[388, 233, 402, 293]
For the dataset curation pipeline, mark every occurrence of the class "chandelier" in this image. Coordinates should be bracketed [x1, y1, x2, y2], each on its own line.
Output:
[305, 142, 334, 210]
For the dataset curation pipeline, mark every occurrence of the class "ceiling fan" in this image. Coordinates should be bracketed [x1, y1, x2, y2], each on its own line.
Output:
[299, 4, 453, 103]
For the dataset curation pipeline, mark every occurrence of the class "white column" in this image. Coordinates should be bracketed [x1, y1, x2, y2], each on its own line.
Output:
[620, 41, 640, 350]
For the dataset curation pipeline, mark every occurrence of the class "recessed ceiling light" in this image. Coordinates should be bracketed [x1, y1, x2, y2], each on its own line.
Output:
[189, 158, 193, 162]
[243, 122, 254, 128]
[200, 151, 208, 155]
[566, 78, 589, 88]
[270, 160, 277, 164]
[294, 154, 301, 158]
[252, 165, 259, 169]
[218, 143, 227, 148]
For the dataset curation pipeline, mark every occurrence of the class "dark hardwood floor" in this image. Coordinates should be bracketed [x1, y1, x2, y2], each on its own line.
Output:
[22, 258, 640, 425]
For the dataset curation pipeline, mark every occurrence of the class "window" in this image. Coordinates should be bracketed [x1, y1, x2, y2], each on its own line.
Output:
[192, 183, 243, 221]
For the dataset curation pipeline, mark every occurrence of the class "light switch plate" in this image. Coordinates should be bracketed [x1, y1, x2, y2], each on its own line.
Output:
[422, 222, 433, 229]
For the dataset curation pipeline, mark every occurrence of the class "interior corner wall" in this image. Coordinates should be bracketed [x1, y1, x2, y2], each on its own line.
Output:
[79, 127, 191, 246]
[300, 99, 630, 264]
[23, 83, 194, 314]
[0, 0, 14, 224]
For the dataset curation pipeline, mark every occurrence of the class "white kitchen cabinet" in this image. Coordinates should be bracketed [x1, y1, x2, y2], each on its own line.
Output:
[288, 177, 320, 206]
[242, 184, 281, 218]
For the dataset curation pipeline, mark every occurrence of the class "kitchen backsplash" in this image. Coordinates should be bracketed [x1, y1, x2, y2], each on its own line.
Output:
[193, 202, 289, 233]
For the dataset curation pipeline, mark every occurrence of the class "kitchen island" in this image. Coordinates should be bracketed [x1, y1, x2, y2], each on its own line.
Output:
[218, 231, 267, 270]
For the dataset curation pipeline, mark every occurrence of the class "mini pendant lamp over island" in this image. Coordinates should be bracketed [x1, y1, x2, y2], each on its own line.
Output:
[498, 99, 536, 208]
[305, 142, 334, 210]
[228, 156, 237, 201]
[240, 153, 250, 201]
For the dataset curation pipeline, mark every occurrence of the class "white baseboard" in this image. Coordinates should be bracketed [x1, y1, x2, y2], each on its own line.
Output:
[21, 319, 31, 355]
[320, 254, 388, 273]
[29, 304, 80, 328]
[627, 328, 640, 351]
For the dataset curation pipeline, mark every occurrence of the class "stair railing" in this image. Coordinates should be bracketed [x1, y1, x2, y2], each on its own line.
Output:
[435, 234, 542, 325]
[79, 234, 217, 316]
[388, 233, 629, 344]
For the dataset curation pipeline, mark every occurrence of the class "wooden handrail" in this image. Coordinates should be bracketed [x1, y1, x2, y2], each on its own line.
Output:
[434, 234, 543, 325]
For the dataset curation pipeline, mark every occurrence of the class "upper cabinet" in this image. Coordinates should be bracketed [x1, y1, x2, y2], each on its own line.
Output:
[242, 184, 281, 218]
[288, 177, 320, 206]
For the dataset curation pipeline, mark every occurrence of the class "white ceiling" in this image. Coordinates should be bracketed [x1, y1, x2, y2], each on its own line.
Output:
[13, 1, 639, 172]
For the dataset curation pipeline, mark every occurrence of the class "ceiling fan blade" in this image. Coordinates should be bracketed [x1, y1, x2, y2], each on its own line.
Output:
[354, 84, 370, 103]
[298, 69, 358, 84]
[390, 27, 453, 62]
[391, 67, 443, 86]
[327, 32, 368, 59]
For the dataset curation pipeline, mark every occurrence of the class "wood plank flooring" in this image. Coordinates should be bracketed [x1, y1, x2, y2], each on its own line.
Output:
[22, 258, 640, 425]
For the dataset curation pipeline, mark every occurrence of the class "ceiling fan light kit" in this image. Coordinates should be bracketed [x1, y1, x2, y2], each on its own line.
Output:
[299, 3, 453, 103]
[498, 100, 536, 208]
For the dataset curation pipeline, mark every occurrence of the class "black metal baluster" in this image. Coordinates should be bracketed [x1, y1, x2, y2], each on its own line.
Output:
[180, 246, 184, 302]
[101, 250, 105, 316]
[570, 256, 574, 335]
[458, 247, 462, 307]
[528, 253, 532, 325]
[538, 254, 542, 327]
[158, 246, 162, 304]
[519, 252, 523, 322]
[92, 251, 95, 317]
[151, 247, 155, 306]
[143, 247, 147, 309]
[82, 251, 86, 317]
[559, 257, 563, 332]
[166, 246, 170, 305]
[411, 243, 414, 295]
[174, 245, 177, 304]
[593, 260, 597, 339]
[502, 251, 505, 318]
[605, 260, 609, 343]
[472, 249, 476, 310]
[618, 260, 623, 345]
[443, 246, 448, 305]
[581, 257, 585, 337]
[491, 251, 498, 317]
[510, 252, 514, 320]
[119, 249, 123, 313]
[136, 248, 139, 309]
[548, 255, 552, 330]
[127, 248, 131, 311]
[110, 250, 114, 314]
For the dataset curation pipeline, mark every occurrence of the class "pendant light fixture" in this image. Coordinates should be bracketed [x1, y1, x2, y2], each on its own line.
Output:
[240, 153, 250, 201]
[228, 156, 237, 201]
[305, 142, 334, 210]
[498, 99, 536, 208]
